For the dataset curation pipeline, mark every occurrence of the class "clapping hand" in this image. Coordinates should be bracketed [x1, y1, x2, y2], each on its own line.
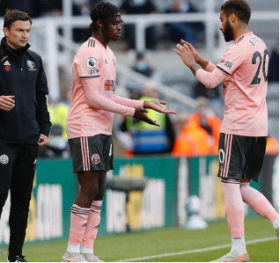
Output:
[180, 39, 200, 62]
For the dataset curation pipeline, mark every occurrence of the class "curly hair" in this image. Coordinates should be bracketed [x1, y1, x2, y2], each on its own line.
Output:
[89, 2, 121, 33]
[221, 0, 251, 24]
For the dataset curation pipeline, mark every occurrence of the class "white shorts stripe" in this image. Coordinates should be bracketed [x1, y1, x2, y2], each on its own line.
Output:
[81, 137, 90, 171]
[222, 134, 233, 178]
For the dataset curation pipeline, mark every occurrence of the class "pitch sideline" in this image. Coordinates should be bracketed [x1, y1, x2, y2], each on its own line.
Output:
[117, 236, 275, 262]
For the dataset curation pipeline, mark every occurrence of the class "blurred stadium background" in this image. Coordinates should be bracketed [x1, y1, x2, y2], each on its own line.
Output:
[0, 0, 279, 262]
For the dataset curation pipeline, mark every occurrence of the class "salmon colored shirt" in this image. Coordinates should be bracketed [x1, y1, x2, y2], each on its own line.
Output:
[196, 32, 269, 137]
[66, 38, 144, 139]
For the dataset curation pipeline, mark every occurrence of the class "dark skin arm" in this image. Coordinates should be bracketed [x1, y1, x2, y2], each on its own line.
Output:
[133, 109, 160, 126]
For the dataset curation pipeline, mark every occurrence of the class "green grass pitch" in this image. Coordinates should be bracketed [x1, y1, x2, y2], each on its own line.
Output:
[0, 217, 278, 262]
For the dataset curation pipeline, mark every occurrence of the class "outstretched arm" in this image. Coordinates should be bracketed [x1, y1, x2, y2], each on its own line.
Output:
[133, 109, 160, 127]
[143, 100, 177, 114]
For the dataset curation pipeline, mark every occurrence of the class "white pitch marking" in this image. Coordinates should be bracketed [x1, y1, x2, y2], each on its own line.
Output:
[117, 236, 275, 262]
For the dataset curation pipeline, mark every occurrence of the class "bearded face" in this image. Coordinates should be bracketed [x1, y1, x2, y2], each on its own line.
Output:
[223, 18, 234, 42]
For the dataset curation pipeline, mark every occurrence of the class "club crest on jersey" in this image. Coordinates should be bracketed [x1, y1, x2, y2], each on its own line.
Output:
[86, 57, 98, 69]
[3, 60, 11, 71]
[104, 80, 115, 94]
[27, 60, 36, 71]
[91, 154, 101, 165]
[0, 155, 9, 165]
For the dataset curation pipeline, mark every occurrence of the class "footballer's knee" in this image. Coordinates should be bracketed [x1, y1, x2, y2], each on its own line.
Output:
[240, 178, 250, 183]
[95, 185, 105, 200]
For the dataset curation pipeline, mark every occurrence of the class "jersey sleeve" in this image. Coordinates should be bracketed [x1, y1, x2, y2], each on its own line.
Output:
[74, 47, 135, 117]
[115, 95, 144, 109]
[82, 79, 135, 116]
[196, 67, 227, 89]
[75, 46, 101, 79]
[216, 43, 246, 76]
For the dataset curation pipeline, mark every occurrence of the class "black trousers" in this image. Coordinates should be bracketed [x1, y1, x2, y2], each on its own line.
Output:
[0, 142, 38, 259]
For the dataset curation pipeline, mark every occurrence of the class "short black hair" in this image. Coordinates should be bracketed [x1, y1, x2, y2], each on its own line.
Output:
[221, 0, 251, 24]
[3, 9, 32, 29]
[89, 2, 121, 32]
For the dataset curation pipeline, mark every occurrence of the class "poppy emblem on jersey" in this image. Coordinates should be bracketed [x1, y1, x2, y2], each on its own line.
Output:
[3, 60, 11, 71]
[0, 155, 9, 165]
[91, 154, 101, 165]
[86, 57, 98, 69]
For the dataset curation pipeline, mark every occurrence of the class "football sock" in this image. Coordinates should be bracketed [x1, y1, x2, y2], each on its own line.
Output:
[273, 215, 279, 230]
[67, 204, 90, 252]
[221, 182, 246, 253]
[81, 200, 102, 250]
[231, 237, 246, 255]
[81, 245, 93, 254]
[240, 182, 279, 223]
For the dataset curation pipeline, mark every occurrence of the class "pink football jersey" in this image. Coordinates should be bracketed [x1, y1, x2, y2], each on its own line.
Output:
[66, 38, 143, 139]
[217, 31, 269, 137]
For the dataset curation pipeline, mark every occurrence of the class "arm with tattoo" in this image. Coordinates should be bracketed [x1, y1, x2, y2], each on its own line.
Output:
[189, 62, 202, 75]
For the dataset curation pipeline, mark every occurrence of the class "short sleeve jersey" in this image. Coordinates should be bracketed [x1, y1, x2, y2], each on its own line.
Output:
[66, 38, 129, 139]
[216, 31, 269, 137]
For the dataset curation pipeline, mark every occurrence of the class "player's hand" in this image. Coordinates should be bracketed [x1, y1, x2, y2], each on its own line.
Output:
[133, 109, 160, 127]
[174, 43, 196, 68]
[0, 95, 15, 111]
[143, 100, 177, 114]
[38, 134, 48, 146]
[180, 39, 201, 62]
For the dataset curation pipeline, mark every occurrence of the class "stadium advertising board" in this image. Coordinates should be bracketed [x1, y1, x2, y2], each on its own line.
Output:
[0, 160, 77, 245]
[0, 155, 277, 245]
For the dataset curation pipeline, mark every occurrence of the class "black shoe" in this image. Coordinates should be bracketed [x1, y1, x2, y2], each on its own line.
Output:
[7, 255, 28, 262]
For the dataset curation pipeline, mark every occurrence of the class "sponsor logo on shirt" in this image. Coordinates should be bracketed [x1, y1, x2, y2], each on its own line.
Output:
[224, 61, 233, 69]
[86, 57, 98, 69]
[104, 80, 116, 94]
[27, 60, 36, 71]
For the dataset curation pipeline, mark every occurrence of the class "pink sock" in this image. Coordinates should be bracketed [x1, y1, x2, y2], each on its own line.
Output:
[68, 204, 90, 246]
[240, 182, 279, 223]
[221, 182, 245, 238]
[81, 200, 102, 250]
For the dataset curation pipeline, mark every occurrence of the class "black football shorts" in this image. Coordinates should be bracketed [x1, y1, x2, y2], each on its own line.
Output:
[217, 133, 267, 182]
[69, 135, 114, 173]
